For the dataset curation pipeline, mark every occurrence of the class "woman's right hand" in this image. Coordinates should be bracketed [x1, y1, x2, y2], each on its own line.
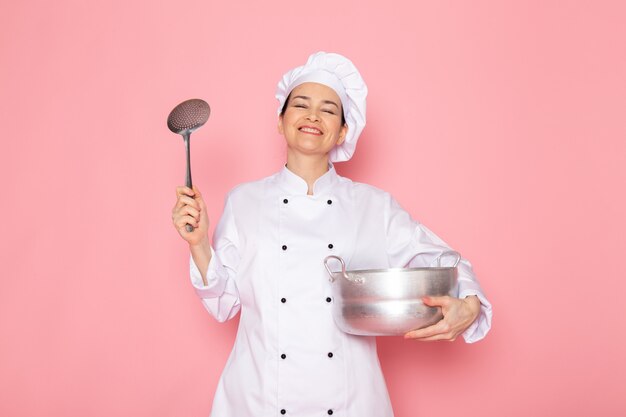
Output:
[172, 185, 210, 246]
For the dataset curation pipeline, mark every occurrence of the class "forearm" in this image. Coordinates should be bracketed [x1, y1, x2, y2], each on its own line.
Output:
[189, 238, 212, 286]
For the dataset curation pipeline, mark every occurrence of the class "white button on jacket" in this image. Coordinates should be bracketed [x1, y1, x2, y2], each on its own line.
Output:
[190, 165, 493, 417]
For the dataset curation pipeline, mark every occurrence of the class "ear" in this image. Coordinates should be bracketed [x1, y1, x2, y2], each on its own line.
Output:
[336, 124, 348, 146]
[277, 115, 284, 135]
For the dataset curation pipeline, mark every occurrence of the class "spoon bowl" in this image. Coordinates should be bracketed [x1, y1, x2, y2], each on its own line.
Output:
[167, 99, 210, 232]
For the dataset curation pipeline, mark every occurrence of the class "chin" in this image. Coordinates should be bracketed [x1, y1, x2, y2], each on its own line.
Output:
[289, 145, 330, 157]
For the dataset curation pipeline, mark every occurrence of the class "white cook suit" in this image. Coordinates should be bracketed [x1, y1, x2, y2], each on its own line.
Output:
[190, 164, 493, 417]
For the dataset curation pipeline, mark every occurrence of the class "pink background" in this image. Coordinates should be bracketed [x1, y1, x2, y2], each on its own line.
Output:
[1, 0, 625, 416]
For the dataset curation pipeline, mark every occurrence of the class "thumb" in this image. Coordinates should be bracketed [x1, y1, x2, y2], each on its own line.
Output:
[192, 185, 205, 205]
[422, 295, 449, 307]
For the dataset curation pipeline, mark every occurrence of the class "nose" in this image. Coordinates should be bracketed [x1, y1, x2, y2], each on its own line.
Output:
[306, 108, 320, 122]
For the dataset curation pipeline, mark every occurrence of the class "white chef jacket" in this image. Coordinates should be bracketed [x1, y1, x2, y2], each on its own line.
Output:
[190, 164, 492, 417]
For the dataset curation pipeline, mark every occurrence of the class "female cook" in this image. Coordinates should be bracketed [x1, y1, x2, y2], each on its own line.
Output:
[172, 52, 493, 417]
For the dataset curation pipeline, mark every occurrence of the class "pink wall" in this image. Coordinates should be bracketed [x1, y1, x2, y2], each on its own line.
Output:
[1, 0, 625, 416]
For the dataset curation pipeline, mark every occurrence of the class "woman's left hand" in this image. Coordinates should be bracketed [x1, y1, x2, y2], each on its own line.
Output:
[404, 295, 481, 341]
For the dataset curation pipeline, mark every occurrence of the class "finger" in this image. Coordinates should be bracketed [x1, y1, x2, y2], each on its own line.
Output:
[177, 223, 193, 234]
[176, 186, 195, 198]
[191, 186, 207, 210]
[173, 194, 201, 213]
[177, 224, 196, 235]
[410, 332, 458, 342]
[172, 198, 198, 216]
[180, 195, 201, 210]
[172, 198, 185, 213]
[178, 205, 200, 221]
[404, 324, 457, 341]
[174, 215, 199, 230]
[404, 319, 449, 339]
[422, 295, 451, 307]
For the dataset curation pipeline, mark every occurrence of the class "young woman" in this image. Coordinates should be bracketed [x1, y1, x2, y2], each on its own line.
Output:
[172, 52, 492, 417]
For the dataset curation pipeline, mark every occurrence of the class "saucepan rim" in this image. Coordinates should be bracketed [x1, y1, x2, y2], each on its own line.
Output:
[323, 251, 461, 282]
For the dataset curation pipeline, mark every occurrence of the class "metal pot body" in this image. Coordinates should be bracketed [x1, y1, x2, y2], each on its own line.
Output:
[324, 253, 459, 336]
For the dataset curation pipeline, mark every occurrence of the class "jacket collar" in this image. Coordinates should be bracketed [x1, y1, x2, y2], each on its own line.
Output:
[277, 163, 339, 196]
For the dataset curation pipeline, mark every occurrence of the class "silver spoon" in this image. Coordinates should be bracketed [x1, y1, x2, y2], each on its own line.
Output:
[167, 98, 210, 232]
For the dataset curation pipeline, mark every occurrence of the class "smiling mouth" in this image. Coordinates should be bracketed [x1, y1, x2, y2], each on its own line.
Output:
[299, 126, 323, 135]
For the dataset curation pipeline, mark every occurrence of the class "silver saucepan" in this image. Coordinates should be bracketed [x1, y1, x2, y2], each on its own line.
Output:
[323, 252, 460, 336]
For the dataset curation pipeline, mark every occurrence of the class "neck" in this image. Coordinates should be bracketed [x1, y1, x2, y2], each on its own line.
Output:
[286, 151, 330, 195]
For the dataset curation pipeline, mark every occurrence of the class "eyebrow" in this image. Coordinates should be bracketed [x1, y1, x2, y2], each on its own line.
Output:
[292, 95, 340, 109]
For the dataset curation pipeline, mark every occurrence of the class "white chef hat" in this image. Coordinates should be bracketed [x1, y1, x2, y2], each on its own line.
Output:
[276, 51, 368, 162]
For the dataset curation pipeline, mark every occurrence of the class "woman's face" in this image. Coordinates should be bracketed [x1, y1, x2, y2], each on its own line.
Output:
[278, 82, 348, 159]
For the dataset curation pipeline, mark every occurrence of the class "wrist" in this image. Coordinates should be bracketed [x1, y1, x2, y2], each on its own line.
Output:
[189, 237, 210, 252]
[189, 238, 212, 287]
[464, 295, 481, 316]
[189, 238, 212, 265]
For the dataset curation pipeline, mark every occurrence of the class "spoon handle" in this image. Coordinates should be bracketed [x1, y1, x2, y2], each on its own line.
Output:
[184, 134, 194, 233]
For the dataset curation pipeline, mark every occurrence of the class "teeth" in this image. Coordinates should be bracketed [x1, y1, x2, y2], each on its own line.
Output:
[300, 127, 322, 134]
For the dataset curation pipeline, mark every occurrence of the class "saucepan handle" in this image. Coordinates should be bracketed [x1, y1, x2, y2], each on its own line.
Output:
[324, 255, 349, 283]
[435, 251, 461, 267]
